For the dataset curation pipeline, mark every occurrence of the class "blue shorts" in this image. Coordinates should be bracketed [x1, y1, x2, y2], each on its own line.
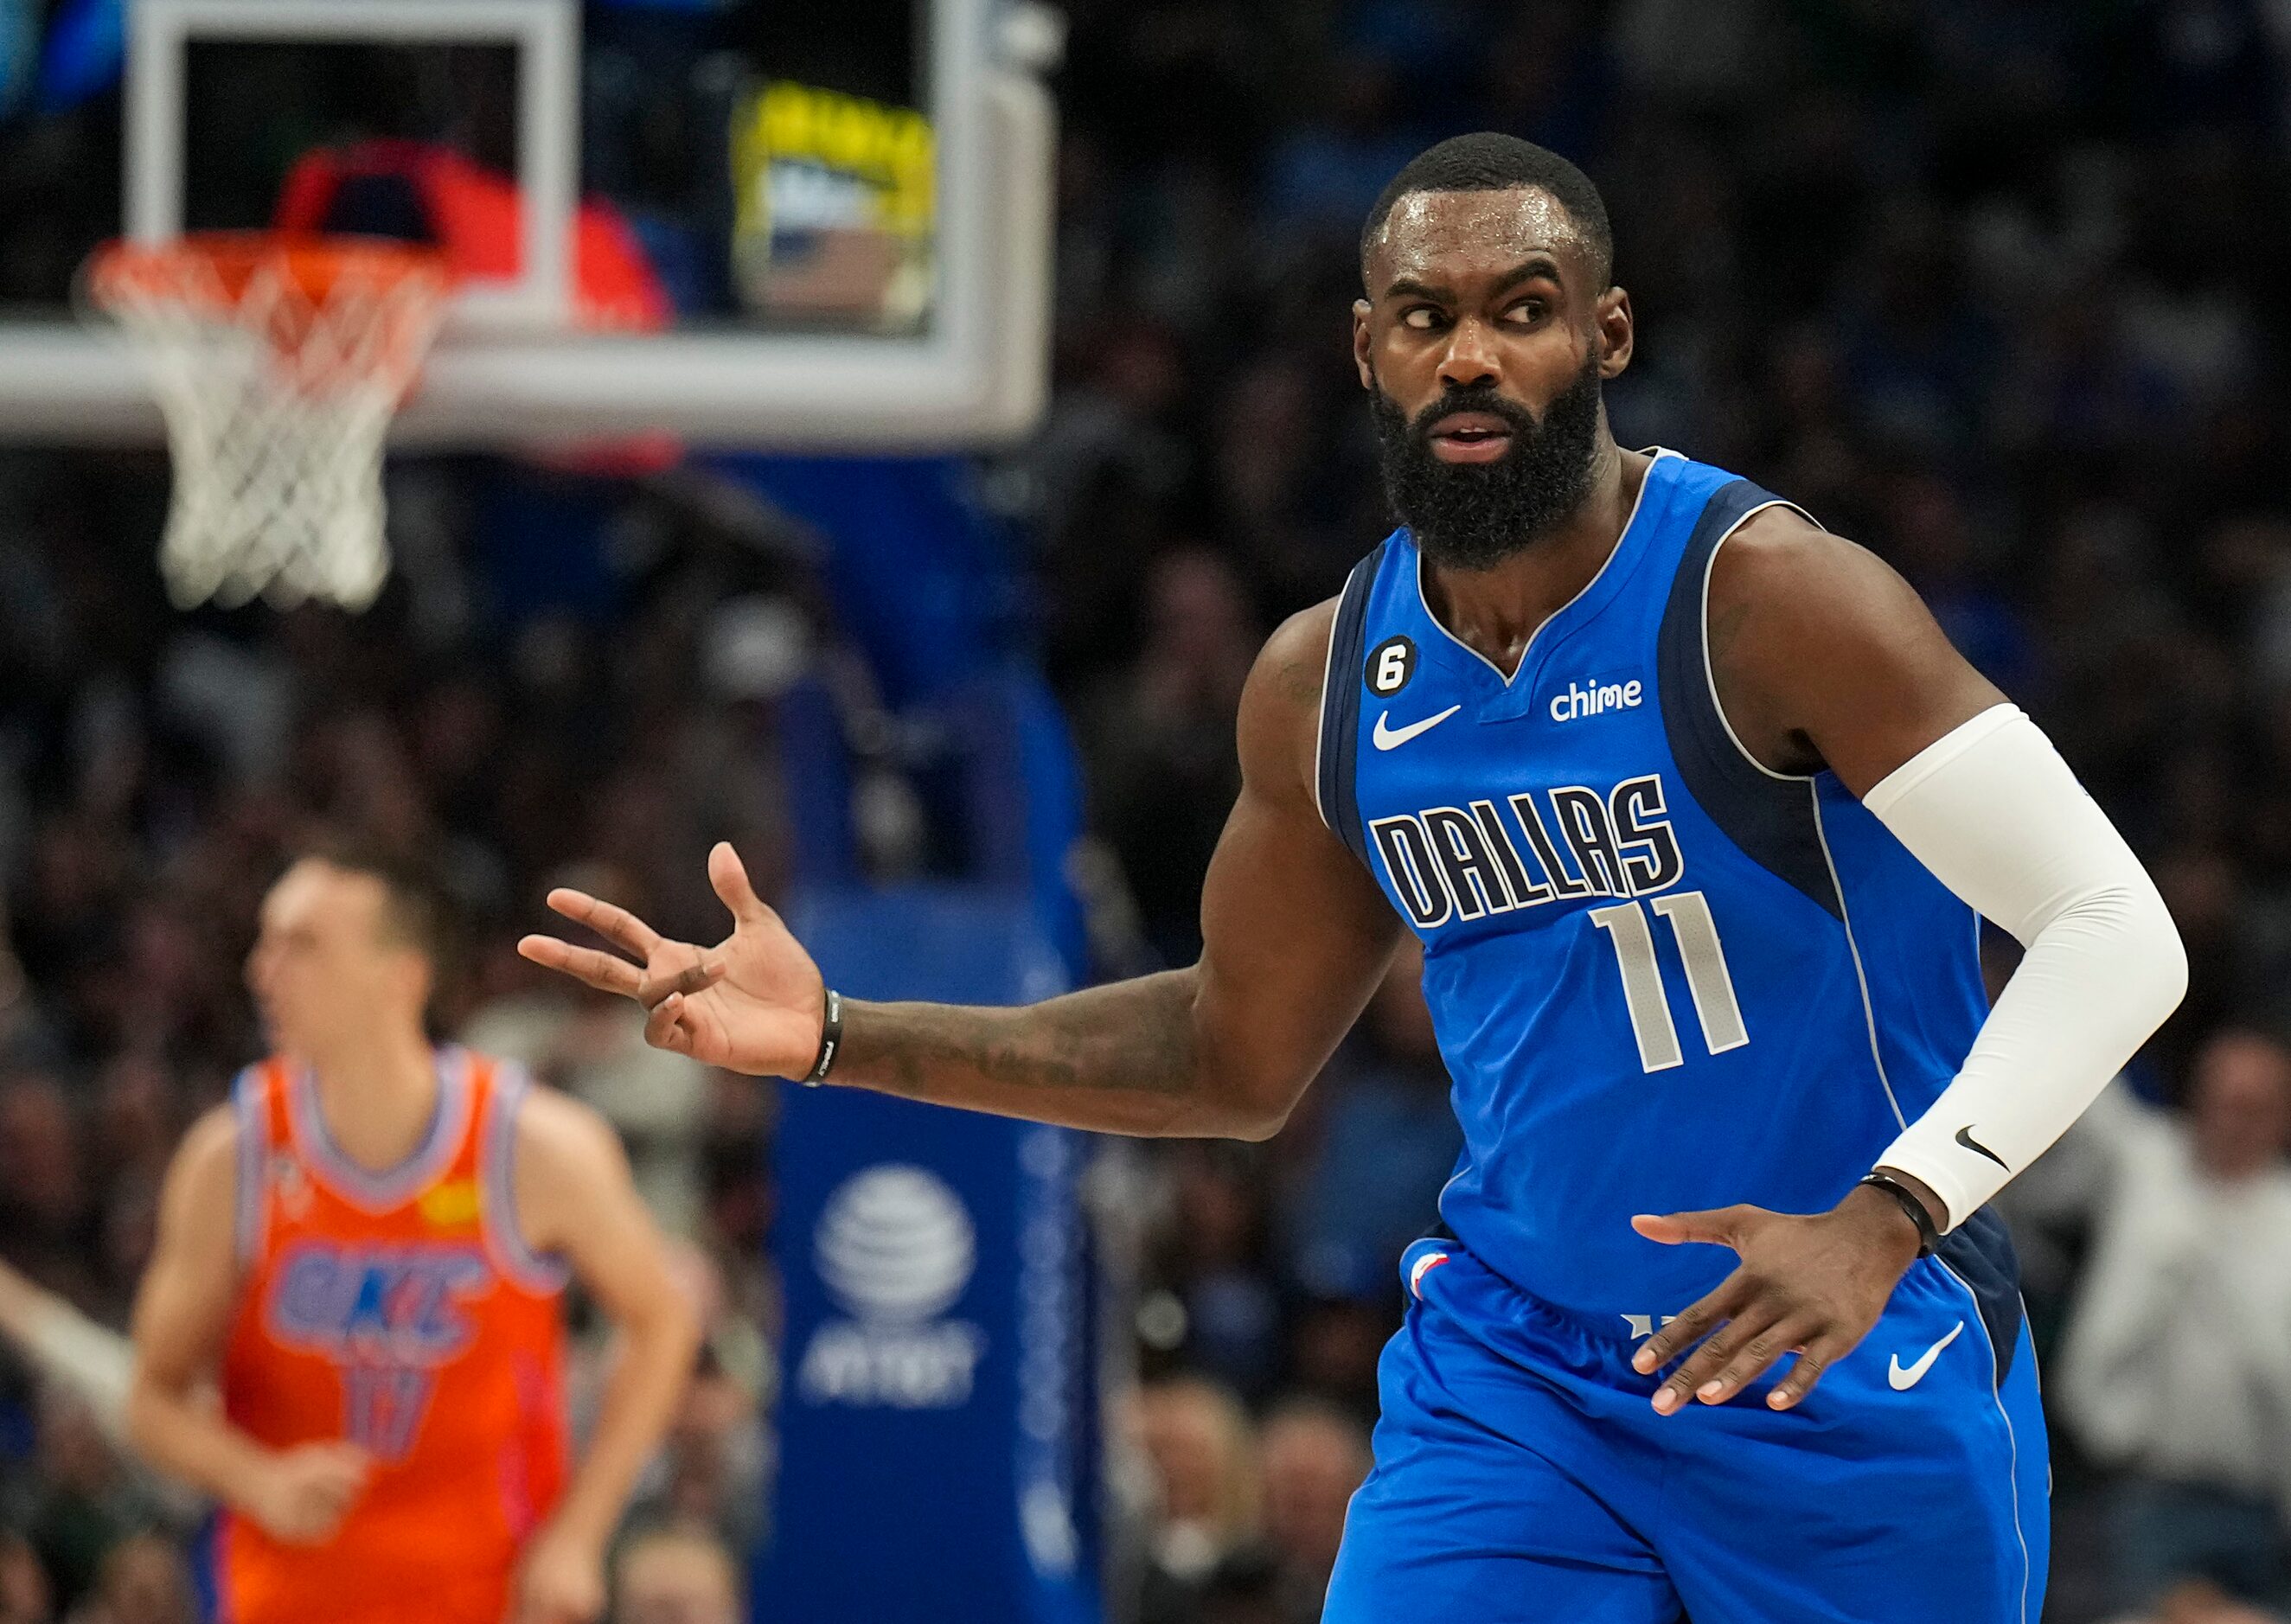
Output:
[1325, 1234, 2049, 1624]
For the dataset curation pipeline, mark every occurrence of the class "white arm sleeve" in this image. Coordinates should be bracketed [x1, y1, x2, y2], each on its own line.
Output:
[20, 1299, 136, 1440]
[1863, 703, 2188, 1230]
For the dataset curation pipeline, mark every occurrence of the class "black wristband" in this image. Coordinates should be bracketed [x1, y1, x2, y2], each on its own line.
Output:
[1859, 1171, 1938, 1258]
[801, 988, 843, 1086]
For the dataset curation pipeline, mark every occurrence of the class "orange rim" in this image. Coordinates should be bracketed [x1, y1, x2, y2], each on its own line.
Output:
[87, 232, 453, 391]
[88, 231, 451, 310]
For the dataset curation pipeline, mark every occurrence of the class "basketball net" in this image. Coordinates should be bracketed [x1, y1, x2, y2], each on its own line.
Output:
[85, 233, 452, 611]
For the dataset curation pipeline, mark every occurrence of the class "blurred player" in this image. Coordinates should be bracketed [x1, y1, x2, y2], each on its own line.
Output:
[127, 843, 698, 1624]
[523, 135, 2187, 1621]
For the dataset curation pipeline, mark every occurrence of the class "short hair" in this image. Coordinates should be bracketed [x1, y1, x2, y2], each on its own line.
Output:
[1360, 132, 1613, 288]
[295, 834, 460, 970]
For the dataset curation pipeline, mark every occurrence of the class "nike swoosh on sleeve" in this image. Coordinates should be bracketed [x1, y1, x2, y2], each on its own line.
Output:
[1372, 705, 1462, 751]
[1954, 1125, 2008, 1169]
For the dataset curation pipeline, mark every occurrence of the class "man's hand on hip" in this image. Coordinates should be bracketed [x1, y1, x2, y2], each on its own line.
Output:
[1627, 1183, 1929, 1414]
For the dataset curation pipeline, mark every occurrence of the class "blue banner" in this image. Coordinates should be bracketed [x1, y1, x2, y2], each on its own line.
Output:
[757, 886, 1099, 1624]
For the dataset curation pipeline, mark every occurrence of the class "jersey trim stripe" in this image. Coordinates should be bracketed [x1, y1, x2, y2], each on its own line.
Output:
[1933, 1228, 2033, 1624]
[1318, 543, 1385, 866]
[1309, 573, 1344, 832]
[481, 1065, 571, 1294]
[286, 1047, 473, 1213]
[1699, 502, 1821, 785]
[1810, 786, 1910, 1132]
[1930, 1206, 2024, 1384]
[1654, 480, 1840, 918]
[231, 1065, 269, 1269]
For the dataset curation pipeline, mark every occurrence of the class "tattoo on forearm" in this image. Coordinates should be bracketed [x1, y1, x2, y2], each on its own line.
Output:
[843, 972, 1203, 1126]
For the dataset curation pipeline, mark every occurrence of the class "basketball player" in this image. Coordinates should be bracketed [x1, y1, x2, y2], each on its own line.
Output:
[128, 844, 699, 1624]
[520, 134, 2187, 1622]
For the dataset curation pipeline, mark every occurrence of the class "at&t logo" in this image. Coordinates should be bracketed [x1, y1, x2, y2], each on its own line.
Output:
[797, 1165, 987, 1410]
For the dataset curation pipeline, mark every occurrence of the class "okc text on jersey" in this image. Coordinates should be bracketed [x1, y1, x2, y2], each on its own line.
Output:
[266, 1240, 496, 1365]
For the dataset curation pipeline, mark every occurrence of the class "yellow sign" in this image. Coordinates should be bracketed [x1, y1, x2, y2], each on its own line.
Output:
[730, 81, 937, 329]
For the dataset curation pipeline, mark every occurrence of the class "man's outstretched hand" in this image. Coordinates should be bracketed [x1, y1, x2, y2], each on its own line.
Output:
[516, 842, 825, 1077]
[1626, 1182, 1929, 1414]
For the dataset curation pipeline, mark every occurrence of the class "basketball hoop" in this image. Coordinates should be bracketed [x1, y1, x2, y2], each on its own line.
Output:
[84, 233, 453, 611]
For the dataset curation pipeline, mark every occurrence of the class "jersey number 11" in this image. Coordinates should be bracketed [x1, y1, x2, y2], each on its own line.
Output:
[1589, 890, 1750, 1071]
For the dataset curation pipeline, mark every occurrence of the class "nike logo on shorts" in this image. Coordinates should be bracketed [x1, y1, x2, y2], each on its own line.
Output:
[1888, 1320, 1965, 1391]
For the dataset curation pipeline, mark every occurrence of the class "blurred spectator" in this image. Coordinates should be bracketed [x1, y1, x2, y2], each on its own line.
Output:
[1878, 470, 2034, 696]
[1151, 1148, 1283, 1399]
[623, 1355, 766, 1559]
[1132, 1377, 1261, 1624]
[612, 1524, 743, 1624]
[1195, 1547, 1284, 1624]
[61, 1533, 193, 1624]
[1280, 1296, 1391, 1423]
[1261, 54, 1422, 252]
[1282, 937, 1460, 1305]
[0, 918, 31, 1061]
[0, 1077, 91, 1308]
[2057, 1032, 2291, 1617]
[22, 1391, 166, 1616]
[1079, 548, 1264, 964]
[2141, 1578, 2288, 1624]
[464, 876, 714, 1238]
[1252, 1399, 1371, 1623]
[0, 1531, 50, 1624]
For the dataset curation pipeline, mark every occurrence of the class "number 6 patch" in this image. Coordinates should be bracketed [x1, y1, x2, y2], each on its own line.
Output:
[1366, 635, 1417, 696]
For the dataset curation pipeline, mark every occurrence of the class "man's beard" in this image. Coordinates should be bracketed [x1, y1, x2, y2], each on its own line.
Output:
[1370, 355, 1605, 571]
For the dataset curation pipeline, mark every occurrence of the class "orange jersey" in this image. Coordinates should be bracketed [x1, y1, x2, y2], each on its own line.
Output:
[219, 1048, 569, 1624]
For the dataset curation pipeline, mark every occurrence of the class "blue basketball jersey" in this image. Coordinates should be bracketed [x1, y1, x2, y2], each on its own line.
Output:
[1316, 449, 1999, 1321]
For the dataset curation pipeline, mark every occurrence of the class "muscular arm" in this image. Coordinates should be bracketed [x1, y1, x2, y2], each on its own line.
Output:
[1634, 505, 2182, 1414]
[522, 602, 1403, 1141]
[1705, 513, 2004, 1235]
[514, 1086, 700, 1559]
[126, 1109, 272, 1505]
[1704, 507, 2005, 792]
[838, 603, 1404, 1138]
[1708, 507, 2180, 1222]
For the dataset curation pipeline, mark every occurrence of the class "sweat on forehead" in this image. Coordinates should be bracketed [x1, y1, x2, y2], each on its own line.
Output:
[1363, 188, 1603, 291]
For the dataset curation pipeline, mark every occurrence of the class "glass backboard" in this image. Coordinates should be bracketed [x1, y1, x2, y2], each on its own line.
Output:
[0, 0, 1056, 448]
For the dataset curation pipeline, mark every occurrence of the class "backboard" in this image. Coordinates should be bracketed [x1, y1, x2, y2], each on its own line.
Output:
[0, 0, 1057, 450]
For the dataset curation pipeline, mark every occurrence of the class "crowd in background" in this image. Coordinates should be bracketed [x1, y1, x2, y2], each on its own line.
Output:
[0, 1, 2289, 1621]
[0, 454, 802, 1623]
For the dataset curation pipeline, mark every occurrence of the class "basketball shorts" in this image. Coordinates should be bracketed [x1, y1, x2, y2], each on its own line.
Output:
[1323, 1235, 2048, 1624]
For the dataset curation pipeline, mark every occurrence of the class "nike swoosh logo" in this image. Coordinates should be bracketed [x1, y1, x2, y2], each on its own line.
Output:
[1955, 1124, 2008, 1169]
[1372, 705, 1462, 751]
[1888, 1320, 1964, 1390]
